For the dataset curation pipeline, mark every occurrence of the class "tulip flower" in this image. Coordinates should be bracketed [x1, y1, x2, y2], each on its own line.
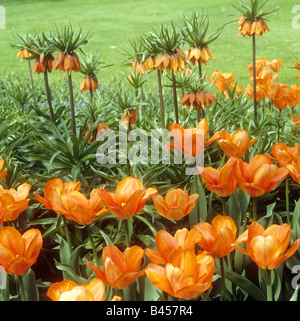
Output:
[234, 221, 300, 270]
[234, 154, 289, 198]
[0, 183, 31, 224]
[97, 177, 157, 220]
[0, 160, 7, 180]
[47, 278, 105, 301]
[198, 157, 238, 198]
[286, 159, 300, 184]
[146, 250, 214, 300]
[267, 58, 282, 72]
[218, 129, 258, 158]
[34, 178, 81, 215]
[206, 70, 235, 93]
[270, 142, 300, 167]
[0, 226, 42, 276]
[290, 115, 300, 133]
[194, 215, 237, 258]
[164, 119, 220, 158]
[87, 244, 145, 289]
[145, 228, 202, 264]
[152, 189, 199, 221]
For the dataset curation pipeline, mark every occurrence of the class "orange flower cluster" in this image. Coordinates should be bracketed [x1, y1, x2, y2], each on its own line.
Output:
[206, 69, 245, 98]
[52, 51, 81, 72]
[32, 54, 54, 74]
[80, 75, 98, 91]
[154, 48, 186, 74]
[184, 46, 215, 65]
[181, 91, 216, 112]
[16, 49, 32, 59]
[34, 178, 106, 225]
[145, 228, 214, 300]
[247, 57, 300, 109]
[237, 16, 270, 37]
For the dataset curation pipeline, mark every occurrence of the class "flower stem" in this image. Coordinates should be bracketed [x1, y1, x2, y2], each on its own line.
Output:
[17, 275, 26, 301]
[62, 215, 72, 255]
[219, 257, 227, 301]
[86, 225, 100, 268]
[222, 197, 227, 216]
[252, 197, 257, 221]
[252, 34, 257, 121]
[157, 70, 165, 129]
[171, 71, 179, 124]
[266, 269, 273, 301]
[67, 72, 76, 139]
[123, 219, 131, 248]
[286, 177, 290, 225]
[44, 70, 55, 120]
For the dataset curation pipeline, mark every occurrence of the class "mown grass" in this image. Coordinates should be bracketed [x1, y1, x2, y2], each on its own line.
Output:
[0, 0, 298, 88]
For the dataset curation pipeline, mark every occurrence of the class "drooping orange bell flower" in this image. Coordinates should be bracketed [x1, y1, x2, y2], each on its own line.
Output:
[131, 59, 147, 75]
[181, 91, 216, 112]
[184, 46, 215, 66]
[47, 278, 105, 301]
[84, 121, 110, 144]
[80, 75, 98, 92]
[0, 226, 42, 276]
[0, 183, 31, 224]
[16, 49, 32, 59]
[234, 154, 289, 198]
[32, 54, 54, 74]
[87, 244, 145, 289]
[53, 51, 81, 72]
[155, 49, 186, 74]
[145, 228, 202, 265]
[218, 129, 258, 158]
[0, 160, 7, 180]
[152, 189, 199, 221]
[194, 215, 237, 258]
[34, 178, 81, 215]
[270, 142, 300, 167]
[237, 16, 270, 37]
[146, 250, 214, 300]
[198, 157, 238, 197]
[234, 221, 300, 269]
[286, 159, 300, 184]
[122, 109, 137, 128]
[164, 119, 220, 158]
[97, 177, 157, 220]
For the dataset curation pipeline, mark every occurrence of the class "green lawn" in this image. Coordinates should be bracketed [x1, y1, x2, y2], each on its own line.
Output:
[0, 0, 298, 88]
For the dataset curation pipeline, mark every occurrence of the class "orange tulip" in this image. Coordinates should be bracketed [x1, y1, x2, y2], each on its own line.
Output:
[286, 159, 300, 184]
[246, 84, 266, 102]
[234, 154, 289, 198]
[0, 183, 30, 224]
[234, 221, 300, 269]
[0, 160, 7, 180]
[218, 129, 258, 158]
[152, 189, 199, 221]
[34, 178, 81, 215]
[164, 119, 220, 158]
[97, 177, 157, 220]
[87, 244, 145, 289]
[146, 250, 214, 300]
[206, 70, 235, 93]
[194, 215, 237, 258]
[47, 278, 105, 301]
[145, 228, 202, 264]
[267, 58, 282, 72]
[290, 115, 300, 132]
[270, 142, 300, 167]
[0, 226, 42, 275]
[198, 157, 238, 197]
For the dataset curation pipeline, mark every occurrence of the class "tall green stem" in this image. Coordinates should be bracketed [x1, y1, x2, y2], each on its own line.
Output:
[86, 225, 100, 268]
[157, 70, 165, 128]
[266, 269, 273, 301]
[44, 70, 55, 119]
[171, 71, 179, 124]
[62, 215, 72, 255]
[123, 219, 130, 248]
[222, 198, 227, 216]
[67, 72, 76, 139]
[219, 257, 227, 301]
[252, 34, 257, 121]
[17, 275, 26, 301]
